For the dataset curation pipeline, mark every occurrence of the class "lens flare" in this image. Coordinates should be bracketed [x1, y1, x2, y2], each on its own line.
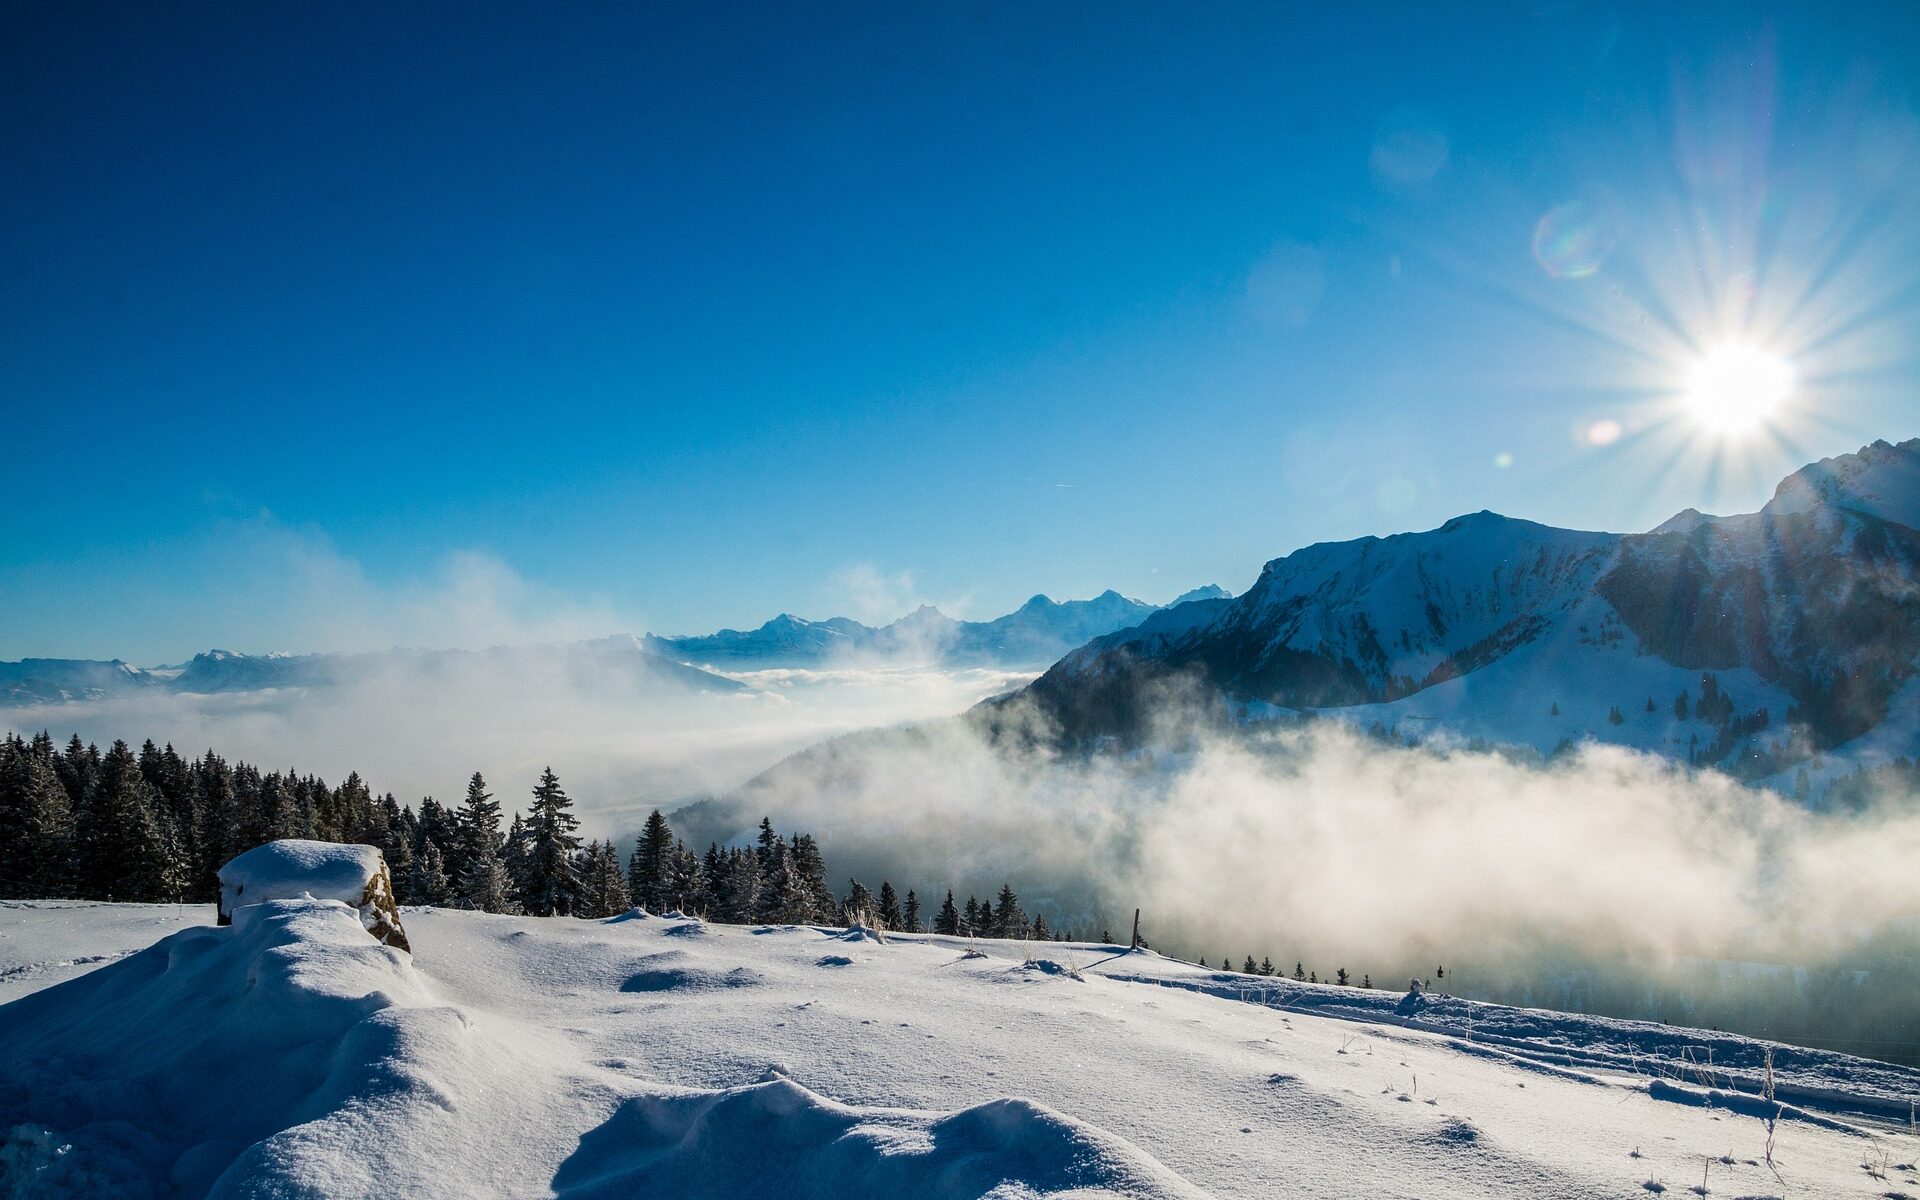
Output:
[1682, 345, 1794, 434]
[1531, 200, 1621, 279]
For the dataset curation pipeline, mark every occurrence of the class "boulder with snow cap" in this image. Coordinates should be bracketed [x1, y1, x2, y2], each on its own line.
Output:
[217, 839, 410, 952]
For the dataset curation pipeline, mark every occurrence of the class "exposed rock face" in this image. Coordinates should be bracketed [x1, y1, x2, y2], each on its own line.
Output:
[217, 839, 411, 952]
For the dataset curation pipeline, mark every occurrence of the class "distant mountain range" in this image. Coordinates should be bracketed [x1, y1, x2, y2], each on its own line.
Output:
[0, 587, 1232, 705]
[999, 438, 1920, 788]
[0, 636, 748, 705]
[647, 586, 1229, 670]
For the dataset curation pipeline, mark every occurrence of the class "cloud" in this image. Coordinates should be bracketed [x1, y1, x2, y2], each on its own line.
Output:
[819, 562, 975, 625]
[197, 515, 636, 655]
[719, 710, 1920, 1003]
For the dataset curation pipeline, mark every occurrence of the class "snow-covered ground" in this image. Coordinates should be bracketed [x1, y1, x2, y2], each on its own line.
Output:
[3, 899, 1917, 1199]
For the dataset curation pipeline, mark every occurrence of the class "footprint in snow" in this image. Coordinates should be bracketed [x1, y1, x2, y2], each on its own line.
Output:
[816, 955, 854, 967]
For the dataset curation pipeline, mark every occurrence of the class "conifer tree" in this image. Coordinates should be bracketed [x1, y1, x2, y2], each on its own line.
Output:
[934, 890, 962, 935]
[963, 896, 981, 934]
[74, 740, 168, 901]
[757, 840, 811, 923]
[789, 833, 834, 921]
[903, 889, 921, 933]
[407, 838, 452, 906]
[501, 811, 529, 896]
[0, 735, 75, 899]
[1031, 913, 1050, 940]
[667, 841, 704, 914]
[521, 767, 582, 917]
[628, 809, 674, 912]
[1260, 957, 1276, 976]
[1293, 962, 1306, 981]
[1243, 956, 1258, 974]
[843, 878, 875, 925]
[992, 884, 1026, 939]
[719, 848, 761, 922]
[455, 773, 502, 873]
[877, 881, 902, 930]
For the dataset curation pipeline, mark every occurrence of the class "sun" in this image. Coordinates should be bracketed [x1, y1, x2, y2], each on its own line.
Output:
[1682, 344, 1795, 434]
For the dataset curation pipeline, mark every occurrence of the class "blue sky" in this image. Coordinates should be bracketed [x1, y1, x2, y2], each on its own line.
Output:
[5, 2, 1919, 661]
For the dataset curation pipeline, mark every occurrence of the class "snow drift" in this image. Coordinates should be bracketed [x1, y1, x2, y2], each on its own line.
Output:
[0, 898, 1197, 1199]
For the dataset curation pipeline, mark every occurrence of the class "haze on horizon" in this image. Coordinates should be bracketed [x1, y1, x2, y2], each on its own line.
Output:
[5, 3, 1920, 664]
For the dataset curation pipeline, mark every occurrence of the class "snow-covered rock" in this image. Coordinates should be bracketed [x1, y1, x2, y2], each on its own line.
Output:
[217, 839, 410, 952]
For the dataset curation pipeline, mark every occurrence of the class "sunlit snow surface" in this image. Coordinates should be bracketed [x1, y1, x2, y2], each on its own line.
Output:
[2, 900, 1917, 1199]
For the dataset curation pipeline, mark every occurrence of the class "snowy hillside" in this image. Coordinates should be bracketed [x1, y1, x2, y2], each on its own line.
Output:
[3, 899, 1917, 1199]
[1010, 438, 1920, 781]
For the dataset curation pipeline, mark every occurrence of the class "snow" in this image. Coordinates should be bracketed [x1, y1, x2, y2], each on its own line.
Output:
[217, 838, 386, 915]
[3, 901, 1916, 1199]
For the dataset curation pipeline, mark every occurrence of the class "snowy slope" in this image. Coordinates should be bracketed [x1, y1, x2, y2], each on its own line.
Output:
[1012, 438, 1920, 778]
[4, 900, 1916, 1199]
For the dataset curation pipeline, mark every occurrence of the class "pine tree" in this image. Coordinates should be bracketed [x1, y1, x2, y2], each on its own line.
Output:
[455, 773, 501, 869]
[454, 772, 514, 912]
[521, 767, 582, 917]
[503, 811, 531, 903]
[1243, 956, 1258, 973]
[903, 889, 921, 933]
[1260, 956, 1275, 976]
[758, 840, 811, 924]
[702, 842, 725, 903]
[667, 841, 704, 914]
[628, 809, 674, 912]
[877, 881, 902, 930]
[718, 849, 761, 923]
[576, 840, 631, 919]
[457, 842, 516, 913]
[408, 838, 452, 905]
[0, 735, 75, 899]
[1336, 967, 1350, 986]
[74, 740, 168, 901]
[789, 834, 834, 921]
[843, 878, 875, 925]
[992, 884, 1027, 939]
[963, 896, 981, 934]
[1292, 961, 1306, 981]
[1031, 913, 1050, 940]
[934, 890, 962, 935]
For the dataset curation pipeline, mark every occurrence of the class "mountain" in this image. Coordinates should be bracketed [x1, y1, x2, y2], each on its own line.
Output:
[0, 635, 747, 704]
[648, 587, 1232, 670]
[0, 658, 161, 704]
[1003, 438, 1920, 783]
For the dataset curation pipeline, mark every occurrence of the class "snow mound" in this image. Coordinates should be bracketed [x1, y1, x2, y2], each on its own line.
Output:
[0, 898, 549, 1197]
[218, 839, 408, 951]
[551, 1075, 1202, 1200]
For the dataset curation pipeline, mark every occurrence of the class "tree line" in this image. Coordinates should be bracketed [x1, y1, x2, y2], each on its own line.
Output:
[0, 732, 1064, 936]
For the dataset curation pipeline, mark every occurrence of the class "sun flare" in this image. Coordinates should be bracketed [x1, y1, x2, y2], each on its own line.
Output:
[1682, 344, 1795, 435]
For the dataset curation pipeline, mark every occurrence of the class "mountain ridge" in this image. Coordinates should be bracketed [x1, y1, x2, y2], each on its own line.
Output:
[1001, 437, 1920, 785]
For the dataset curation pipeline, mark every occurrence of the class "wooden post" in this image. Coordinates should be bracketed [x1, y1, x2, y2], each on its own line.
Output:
[1130, 908, 1141, 951]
